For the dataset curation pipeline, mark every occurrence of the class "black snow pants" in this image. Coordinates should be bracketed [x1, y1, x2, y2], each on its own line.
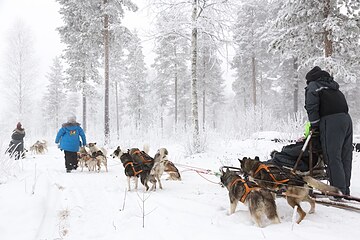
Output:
[64, 151, 78, 171]
[320, 112, 353, 195]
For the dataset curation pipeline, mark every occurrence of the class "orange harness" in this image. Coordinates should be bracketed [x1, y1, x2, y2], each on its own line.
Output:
[124, 162, 143, 176]
[229, 178, 260, 203]
[132, 150, 153, 163]
[254, 164, 289, 186]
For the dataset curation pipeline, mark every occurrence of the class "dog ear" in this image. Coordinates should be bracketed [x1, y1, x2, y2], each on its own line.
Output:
[254, 156, 260, 161]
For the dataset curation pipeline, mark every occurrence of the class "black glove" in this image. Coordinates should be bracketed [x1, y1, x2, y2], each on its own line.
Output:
[310, 124, 319, 134]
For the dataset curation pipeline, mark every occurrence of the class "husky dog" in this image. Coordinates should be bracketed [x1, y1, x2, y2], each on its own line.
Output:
[87, 142, 108, 172]
[111, 146, 154, 191]
[164, 160, 181, 180]
[77, 146, 92, 171]
[148, 148, 168, 191]
[30, 140, 48, 154]
[220, 168, 280, 228]
[111, 146, 139, 191]
[148, 147, 181, 190]
[239, 157, 341, 224]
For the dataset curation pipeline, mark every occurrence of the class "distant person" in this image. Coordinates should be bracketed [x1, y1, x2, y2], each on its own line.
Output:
[304, 66, 353, 198]
[55, 115, 87, 173]
[6, 122, 26, 160]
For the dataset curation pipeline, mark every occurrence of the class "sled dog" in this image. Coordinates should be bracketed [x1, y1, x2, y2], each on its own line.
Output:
[239, 157, 341, 224]
[148, 148, 168, 190]
[30, 140, 48, 154]
[87, 142, 108, 172]
[111, 146, 154, 191]
[220, 168, 280, 227]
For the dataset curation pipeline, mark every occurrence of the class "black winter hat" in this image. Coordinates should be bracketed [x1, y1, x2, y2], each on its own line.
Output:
[305, 66, 331, 84]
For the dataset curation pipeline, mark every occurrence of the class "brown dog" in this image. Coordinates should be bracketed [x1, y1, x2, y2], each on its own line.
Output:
[239, 157, 341, 224]
[220, 168, 280, 227]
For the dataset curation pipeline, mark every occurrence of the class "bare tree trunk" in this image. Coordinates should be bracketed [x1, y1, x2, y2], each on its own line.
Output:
[136, 94, 141, 131]
[104, 0, 110, 144]
[174, 46, 178, 133]
[324, 0, 333, 70]
[184, 106, 187, 132]
[160, 110, 164, 137]
[251, 56, 256, 109]
[191, 0, 200, 151]
[202, 50, 206, 132]
[82, 74, 87, 132]
[115, 81, 120, 140]
[19, 70, 23, 119]
[260, 74, 263, 131]
[293, 57, 299, 113]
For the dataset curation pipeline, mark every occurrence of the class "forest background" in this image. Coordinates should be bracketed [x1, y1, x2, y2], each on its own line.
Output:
[0, 0, 359, 152]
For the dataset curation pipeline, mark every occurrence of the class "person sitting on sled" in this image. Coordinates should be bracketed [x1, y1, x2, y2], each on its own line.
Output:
[266, 122, 322, 172]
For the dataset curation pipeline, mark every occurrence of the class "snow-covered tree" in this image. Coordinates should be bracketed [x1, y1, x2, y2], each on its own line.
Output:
[109, 26, 133, 140]
[42, 57, 66, 131]
[197, 35, 226, 130]
[2, 20, 37, 122]
[124, 31, 149, 131]
[231, 0, 270, 111]
[57, 0, 137, 140]
[270, 0, 360, 79]
[152, 11, 190, 134]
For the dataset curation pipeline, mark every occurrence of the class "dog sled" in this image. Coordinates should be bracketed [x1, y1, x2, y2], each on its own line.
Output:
[217, 130, 360, 212]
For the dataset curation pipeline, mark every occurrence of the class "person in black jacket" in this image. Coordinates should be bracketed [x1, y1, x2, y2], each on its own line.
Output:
[305, 66, 353, 197]
[7, 122, 26, 160]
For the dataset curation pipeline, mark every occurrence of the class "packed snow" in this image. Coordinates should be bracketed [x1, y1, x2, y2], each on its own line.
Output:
[0, 134, 360, 240]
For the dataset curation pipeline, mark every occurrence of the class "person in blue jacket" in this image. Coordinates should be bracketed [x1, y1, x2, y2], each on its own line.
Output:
[55, 115, 87, 173]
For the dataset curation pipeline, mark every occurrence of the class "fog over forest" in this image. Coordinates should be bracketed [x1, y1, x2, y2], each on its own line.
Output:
[0, 0, 359, 150]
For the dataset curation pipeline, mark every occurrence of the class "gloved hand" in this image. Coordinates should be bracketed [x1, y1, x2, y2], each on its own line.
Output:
[310, 124, 319, 134]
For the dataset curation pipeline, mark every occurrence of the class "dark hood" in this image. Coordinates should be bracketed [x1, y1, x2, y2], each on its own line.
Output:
[305, 66, 339, 90]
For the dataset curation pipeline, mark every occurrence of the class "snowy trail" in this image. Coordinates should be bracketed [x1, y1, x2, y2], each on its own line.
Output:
[1, 142, 360, 240]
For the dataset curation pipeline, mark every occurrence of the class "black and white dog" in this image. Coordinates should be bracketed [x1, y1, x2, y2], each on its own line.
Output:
[111, 146, 154, 191]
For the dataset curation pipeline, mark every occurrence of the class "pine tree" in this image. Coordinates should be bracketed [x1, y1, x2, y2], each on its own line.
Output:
[42, 57, 66, 131]
[152, 12, 190, 134]
[124, 31, 149, 131]
[231, 0, 271, 111]
[270, 0, 360, 79]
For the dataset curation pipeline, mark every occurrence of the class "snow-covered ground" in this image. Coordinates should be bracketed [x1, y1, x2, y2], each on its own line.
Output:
[1, 136, 360, 240]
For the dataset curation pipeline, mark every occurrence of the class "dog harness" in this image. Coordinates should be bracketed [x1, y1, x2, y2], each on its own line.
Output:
[254, 164, 289, 186]
[124, 162, 143, 176]
[132, 150, 153, 163]
[229, 178, 260, 203]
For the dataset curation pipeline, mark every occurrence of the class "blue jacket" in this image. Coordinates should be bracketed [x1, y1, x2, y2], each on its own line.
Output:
[55, 122, 86, 152]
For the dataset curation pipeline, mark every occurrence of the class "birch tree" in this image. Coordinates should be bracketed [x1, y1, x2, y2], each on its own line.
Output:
[3, 20, 37, 122]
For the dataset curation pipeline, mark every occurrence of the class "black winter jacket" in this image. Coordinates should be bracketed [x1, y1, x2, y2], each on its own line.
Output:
[305, 76, 348, 127]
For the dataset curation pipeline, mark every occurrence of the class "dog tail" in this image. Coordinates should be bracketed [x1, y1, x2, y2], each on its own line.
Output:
[302, 176, 341, 194]
[143, 144, 150, 154]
